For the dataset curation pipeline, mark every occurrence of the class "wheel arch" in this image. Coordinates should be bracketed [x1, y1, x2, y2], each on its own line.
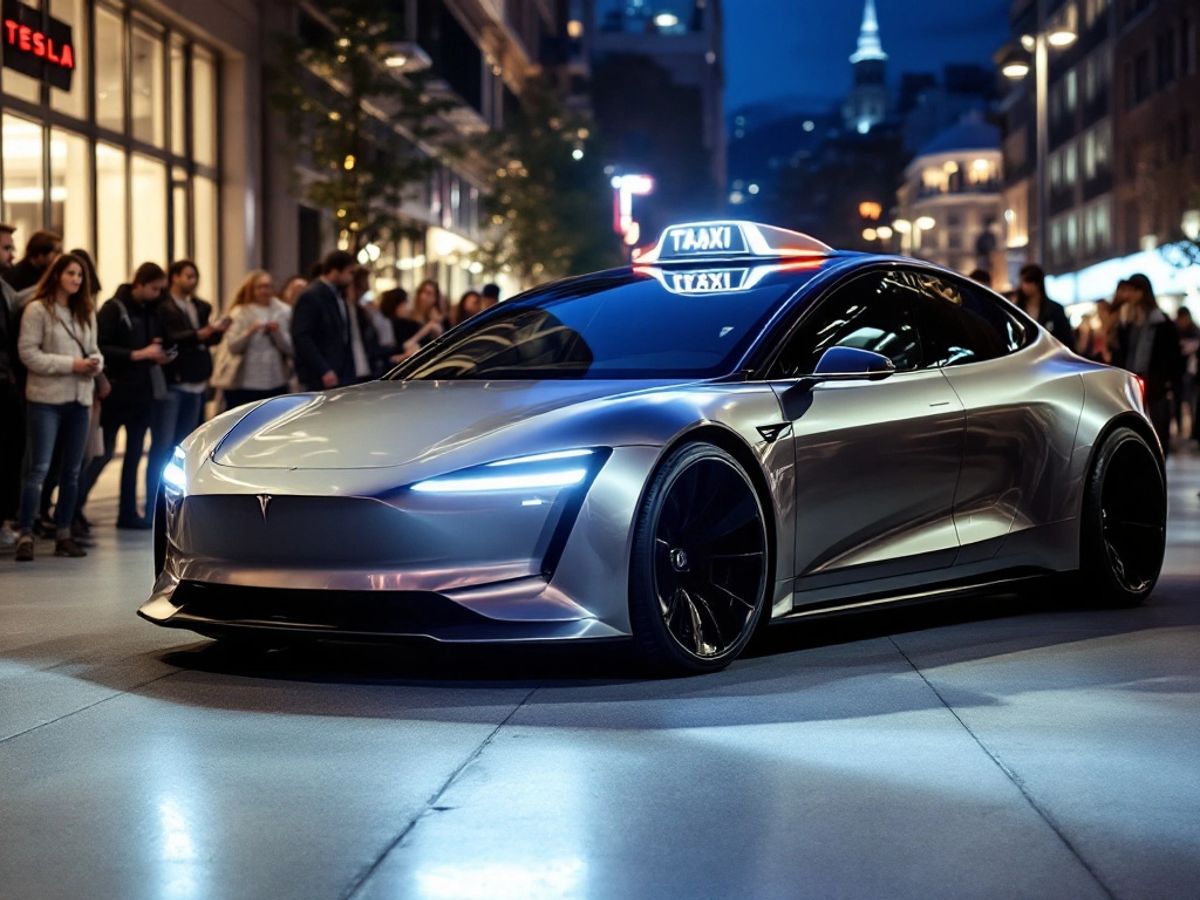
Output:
[654, 423, 780, 589]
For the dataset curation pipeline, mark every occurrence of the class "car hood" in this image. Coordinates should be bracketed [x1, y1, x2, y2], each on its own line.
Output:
[212, 379, 685, 470]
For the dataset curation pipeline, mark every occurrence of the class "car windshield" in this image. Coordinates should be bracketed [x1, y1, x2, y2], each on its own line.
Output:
[389, 269, 813, 380]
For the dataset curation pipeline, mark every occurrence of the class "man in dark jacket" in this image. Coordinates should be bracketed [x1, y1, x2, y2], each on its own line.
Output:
[78, 263, 169, 528]
[6, 229, 61, 293]
[291, 250, 357, 391]
[1015, 264, 1074, 346]
[158, 259, 229, 445]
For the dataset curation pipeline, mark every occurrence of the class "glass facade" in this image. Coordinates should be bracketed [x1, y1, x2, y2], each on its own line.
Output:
[0, 0, 219, 294]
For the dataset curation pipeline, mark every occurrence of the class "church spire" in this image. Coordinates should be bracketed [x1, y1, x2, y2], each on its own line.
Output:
[850, 0, 887, 64]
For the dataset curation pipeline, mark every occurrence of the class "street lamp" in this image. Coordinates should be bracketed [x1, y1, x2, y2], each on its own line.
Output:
[1003, 18, 1077, 267]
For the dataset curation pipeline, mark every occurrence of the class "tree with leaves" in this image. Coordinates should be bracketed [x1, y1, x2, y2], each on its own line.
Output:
[476, 77, 621, 285]
[269, 1, 461, 255]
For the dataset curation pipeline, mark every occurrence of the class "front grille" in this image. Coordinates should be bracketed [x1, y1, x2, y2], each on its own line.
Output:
[172, 580, 488, 632]
[180, 495, 416, 564]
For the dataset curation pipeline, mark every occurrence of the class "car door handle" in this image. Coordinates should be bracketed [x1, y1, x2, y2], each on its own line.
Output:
[928, 401, 953, 408]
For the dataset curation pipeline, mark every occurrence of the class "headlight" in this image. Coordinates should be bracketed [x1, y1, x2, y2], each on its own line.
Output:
[163, 445, 187, 495]
[410, 448, 598, 494]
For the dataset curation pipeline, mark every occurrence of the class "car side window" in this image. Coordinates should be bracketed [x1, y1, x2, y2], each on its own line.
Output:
[889, 268, 1025, 367]
[770, 271, 925, 377]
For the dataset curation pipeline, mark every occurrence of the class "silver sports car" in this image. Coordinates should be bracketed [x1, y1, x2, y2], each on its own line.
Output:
[142, 220, 1167, 673]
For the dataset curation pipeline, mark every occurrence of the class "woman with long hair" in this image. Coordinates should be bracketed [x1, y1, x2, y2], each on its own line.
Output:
[212, 270, 293, 410]
[33, 248, 108, 538]
[398, 278, 446, 357]
[14, 253, 101, 561]
[452, 290, 482, 327]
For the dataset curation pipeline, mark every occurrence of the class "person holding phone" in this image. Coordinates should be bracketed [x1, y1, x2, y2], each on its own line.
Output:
[159, 260, 229, 446]
[77, 263, 169, 529]
[214, 270, 293, 408]
[13, 253, 102, 561]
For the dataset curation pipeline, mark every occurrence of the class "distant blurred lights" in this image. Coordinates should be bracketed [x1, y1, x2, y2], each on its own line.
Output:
[915, 216, 936, 230]
[892, 219, 912, 234]
[862, 228, 878, 241]
[802, 120, 815, 132]
[748, 183, 760, 195]
[654, 12, 679, 28]
[567, 19, 584, 38]
[571, 147, 584, 161]
[875, 225, 893, 240]
[729, 190, 745, 205]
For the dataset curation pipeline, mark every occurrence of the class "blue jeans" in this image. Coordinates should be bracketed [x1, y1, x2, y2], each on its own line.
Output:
[79, 409, 150, 524]
[18, 401, 90, 535]
[168, 386, 206, 445]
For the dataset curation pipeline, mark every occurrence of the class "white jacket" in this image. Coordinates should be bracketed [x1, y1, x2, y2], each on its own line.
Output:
[18, 300, 102, 406]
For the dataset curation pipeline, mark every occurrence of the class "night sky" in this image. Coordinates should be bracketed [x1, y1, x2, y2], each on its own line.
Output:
[604, 0, 1013, 113]
[724, 0, 1011, 111]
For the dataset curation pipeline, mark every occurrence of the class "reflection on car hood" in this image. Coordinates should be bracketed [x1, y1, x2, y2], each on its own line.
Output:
[212, 379, 680, 469]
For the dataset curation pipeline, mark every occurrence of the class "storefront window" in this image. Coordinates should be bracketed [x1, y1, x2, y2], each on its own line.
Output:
[49, 129, 92, 254]
[2, 115, 44, 242]
[1, 5, 219, 295]
[131, 21, 166, 147]
[49, 0, 88, 117]
[192, 49, 216, 167]
[96, 6, 126, 133]
[131, 154, 166, 266]
[95, 143, 127, 290]
[193, 176, 218, 289]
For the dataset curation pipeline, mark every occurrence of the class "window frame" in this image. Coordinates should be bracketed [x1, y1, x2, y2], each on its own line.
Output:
[759, 263, 1037, 382]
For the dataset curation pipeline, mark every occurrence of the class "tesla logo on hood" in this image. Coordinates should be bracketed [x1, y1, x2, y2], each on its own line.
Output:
[257, 495, 272, 520]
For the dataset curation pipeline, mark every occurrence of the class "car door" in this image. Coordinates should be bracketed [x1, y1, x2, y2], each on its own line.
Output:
[767, 268, 965, 592]
[913, 274, 1085, 564]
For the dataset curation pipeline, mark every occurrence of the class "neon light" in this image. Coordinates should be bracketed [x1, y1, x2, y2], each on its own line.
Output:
[635, 220, 832, 264]
[3, 18, 74, 69]
[635, 258, 824, 295]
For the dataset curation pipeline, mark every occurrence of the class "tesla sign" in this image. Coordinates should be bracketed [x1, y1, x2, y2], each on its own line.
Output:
[3, 0, 75, 91]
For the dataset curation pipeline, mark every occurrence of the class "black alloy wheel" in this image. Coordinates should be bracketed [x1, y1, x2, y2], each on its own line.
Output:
[630, 443, 769, 673]
[1079, 426, 1166, 606]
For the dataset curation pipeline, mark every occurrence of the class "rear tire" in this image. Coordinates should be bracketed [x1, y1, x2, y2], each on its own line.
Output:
[629, 442, 770, 675]
[1076, 426, 1166, 607]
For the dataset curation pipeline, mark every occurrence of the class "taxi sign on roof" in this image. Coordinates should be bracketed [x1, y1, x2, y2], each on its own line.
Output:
[634, 220, 833, 265]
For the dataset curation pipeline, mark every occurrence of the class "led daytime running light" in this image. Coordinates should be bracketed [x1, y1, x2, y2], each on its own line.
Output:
[411, 449, 595, 494]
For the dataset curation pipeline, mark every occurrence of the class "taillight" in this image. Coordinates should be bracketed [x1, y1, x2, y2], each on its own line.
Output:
[1135, 376, 1147, 404]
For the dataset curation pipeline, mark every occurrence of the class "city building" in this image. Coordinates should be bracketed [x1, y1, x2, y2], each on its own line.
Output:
[842, 0, 888, 134]
[0, 0, 553, 305]
[900, 64, 997, 154]
[894, 117, 1005, 277]
[580, 0, 724, 237]
[997, 0, 1199, 307]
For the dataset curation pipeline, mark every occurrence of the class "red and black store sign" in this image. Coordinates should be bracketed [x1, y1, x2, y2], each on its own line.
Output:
[2, 0, 75, 91]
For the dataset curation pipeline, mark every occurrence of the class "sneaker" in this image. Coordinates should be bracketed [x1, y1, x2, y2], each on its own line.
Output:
[0, 523, 16, 548]
[116, 516, 153, 530]
[54, 537, 87, 558]
[15, 534, 34, 562]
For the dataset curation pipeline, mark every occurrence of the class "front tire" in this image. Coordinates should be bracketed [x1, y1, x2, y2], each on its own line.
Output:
[629, 442, 770, 674]
[1077, 426, 1166, 607]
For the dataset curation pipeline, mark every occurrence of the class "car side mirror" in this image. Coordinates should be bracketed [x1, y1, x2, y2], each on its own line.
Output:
[810, 346, 896, 382]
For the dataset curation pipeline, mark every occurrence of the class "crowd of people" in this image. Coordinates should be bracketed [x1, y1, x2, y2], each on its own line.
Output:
[0, 226, 501, 564]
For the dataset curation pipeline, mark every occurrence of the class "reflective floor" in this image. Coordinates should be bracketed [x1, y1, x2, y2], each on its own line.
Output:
[2, 451, 1198, 899]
